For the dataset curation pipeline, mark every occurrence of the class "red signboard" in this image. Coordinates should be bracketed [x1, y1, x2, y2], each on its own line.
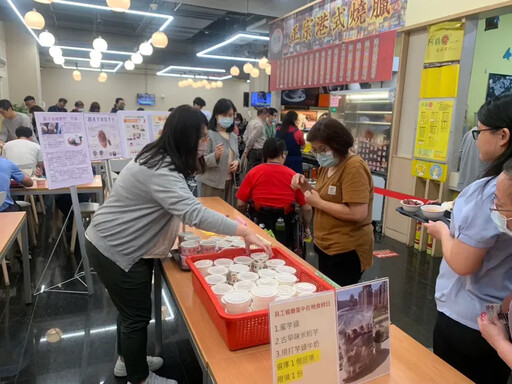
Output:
[270, 30, 396, 91]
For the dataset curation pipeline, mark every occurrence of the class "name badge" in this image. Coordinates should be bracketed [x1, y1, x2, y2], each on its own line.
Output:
[328, 186, 337, 195]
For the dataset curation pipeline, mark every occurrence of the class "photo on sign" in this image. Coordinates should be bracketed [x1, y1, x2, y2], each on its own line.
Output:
[40, 122, 61, 135]
[337, 278, 390, 384]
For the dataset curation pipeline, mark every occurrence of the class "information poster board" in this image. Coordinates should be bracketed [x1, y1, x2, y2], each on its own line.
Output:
[117, 111, 151, 158]
[35, 112, 94, 189]
[270, 291, 339, 384]
[149, 111, 170, 140]
[424, 22, 464, 64]
[414, 100, 454, 162]
[84, 113, 123, 160]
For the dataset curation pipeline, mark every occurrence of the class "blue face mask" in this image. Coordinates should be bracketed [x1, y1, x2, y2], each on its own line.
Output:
[218, 117, 233, 129]
[316, 151, 339, 167]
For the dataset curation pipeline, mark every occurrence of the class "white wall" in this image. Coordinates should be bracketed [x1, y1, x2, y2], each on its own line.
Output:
[0, 21, 9, 100]
[41, 68, 250, 116]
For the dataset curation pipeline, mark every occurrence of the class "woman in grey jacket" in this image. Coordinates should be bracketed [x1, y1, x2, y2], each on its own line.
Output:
[85, 105, 270, 384]
[198, 98, 239, 205]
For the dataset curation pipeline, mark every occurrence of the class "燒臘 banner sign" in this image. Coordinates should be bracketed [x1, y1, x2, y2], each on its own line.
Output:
[270, 30, 396, 91]
[269, 0, 407, 61]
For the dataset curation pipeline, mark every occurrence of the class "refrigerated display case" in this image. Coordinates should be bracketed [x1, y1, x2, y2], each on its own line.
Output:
[330, 88, 396, 226]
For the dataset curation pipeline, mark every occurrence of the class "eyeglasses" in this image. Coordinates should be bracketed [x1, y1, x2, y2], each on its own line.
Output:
[310, 146, 331, 155]
[472, 128, 501, 140]
[490, 196, 512, 214]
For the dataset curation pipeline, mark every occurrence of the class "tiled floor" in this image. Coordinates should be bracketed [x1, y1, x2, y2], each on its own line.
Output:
[0, 216, 441, 383]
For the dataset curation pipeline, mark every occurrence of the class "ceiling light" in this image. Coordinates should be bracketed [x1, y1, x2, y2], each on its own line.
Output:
[98, 71, 108, 82]
[251, 68, 260, 78]
[106, 0, 130, 12]
[186, 78, 194, 85]
[53, 56, 65, 65]
[124, 60, 135, 70]
[90, 50, 102, 61]
[24, 9, 45, 30]
[265, 65, 271, 75]
[205, 83, 211, 90]
[49, 45, 62, 58]
[178, 82, 184, 88]
[131, 52, 143, 64]
[93, 36, 108, 52]
[35, 0, 53, 3]
[258, 57, 268, 69]
[152, 32, 168, 48]
[139, 42, 153, 56]
[73, 69, 82, 81]
[90, 59, 101, 68]
[39, 30, 55, 47]
[216, 81, 223, 88]
[230, 66, 240, 76]
[196, 33, 269, 62]
[243, 63, 253, 74]
[211, 82, 217, 89]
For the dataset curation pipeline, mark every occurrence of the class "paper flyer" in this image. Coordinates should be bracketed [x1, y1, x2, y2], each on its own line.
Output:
[35, 112, 94, 189]
[149, 111, 170, 140]
[84, 113, 123, 160]
[117, 111, 151, 158]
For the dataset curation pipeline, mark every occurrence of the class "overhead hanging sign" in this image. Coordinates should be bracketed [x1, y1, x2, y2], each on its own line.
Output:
[35, 112, 94, 189]
[424, 22, 464, 64]
[269, 0, 407, 61]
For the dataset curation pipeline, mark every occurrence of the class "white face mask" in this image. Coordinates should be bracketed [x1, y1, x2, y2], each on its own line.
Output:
[491, 210, 512, 236]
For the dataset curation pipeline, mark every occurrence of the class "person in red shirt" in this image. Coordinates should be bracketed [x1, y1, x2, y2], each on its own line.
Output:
[237, 138, 312, 248]
[276, 110, 306, 174]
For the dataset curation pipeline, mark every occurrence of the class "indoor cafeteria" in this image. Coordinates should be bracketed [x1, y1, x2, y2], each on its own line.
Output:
[2, 0, 512, 383]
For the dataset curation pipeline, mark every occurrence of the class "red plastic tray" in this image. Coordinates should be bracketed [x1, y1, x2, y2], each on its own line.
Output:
[186, 247, 335, 351]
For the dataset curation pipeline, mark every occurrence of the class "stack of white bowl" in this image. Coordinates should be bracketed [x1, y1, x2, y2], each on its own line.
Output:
[194, 254, 318, 314]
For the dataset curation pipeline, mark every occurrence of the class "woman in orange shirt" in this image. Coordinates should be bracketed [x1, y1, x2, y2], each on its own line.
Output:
[292, 118, 374, 286]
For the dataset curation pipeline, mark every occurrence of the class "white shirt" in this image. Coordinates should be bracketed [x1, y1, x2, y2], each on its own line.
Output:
[2, 139, 43, 174]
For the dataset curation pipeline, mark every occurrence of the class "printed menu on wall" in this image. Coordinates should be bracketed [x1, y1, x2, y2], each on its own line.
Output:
[35, 112, 94, 189]
[117, 111, 151, 158]
[149, 111, 170, 140]
[84, 113, 123, 160]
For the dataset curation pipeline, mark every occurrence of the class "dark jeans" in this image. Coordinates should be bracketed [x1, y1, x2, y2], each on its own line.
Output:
[250, 208, 296, 250]
[434, 311, 510, 384]
[247, 149, 263, 170]
[314, 245, 363, 286]
[86, 239, 153, 383]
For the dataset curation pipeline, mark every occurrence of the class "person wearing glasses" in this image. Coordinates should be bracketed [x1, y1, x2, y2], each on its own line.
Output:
[291, 118, 374, 286]
[85, 105, 270, 384]
[425, 93, 512, 384]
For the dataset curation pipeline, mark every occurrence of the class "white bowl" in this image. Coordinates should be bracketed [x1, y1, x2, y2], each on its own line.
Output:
[256, 278, 279, 288]
[421, 205, 446, 220]
[293, 282, 317, 295]
[237, 271, 259, 283]
[258, 269, 278, 279]
[265, 259, 286, 269]
[234, 281, 256, 292]
[276, 265, 297, 275]
[214, 258, 234, 268]
[194, 259, 213, 276]
[276, 285, 296, 297]
[207, 266, 229, 276]
[275, 273, 298, 286]
[400, 199, 424, 213]
[205, 274, 227, 286]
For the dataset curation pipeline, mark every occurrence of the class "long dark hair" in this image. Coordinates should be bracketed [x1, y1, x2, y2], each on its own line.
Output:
[208, 98, 235, 132]
[89, 102, 100, 112]
[308, 118, 354, 158]
[278, 110, 298, 139]
[478, 93, 512, 179]
[136, 105, 207, 177]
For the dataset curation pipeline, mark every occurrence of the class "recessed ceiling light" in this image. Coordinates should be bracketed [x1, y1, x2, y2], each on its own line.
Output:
[196, 33, 269, 63]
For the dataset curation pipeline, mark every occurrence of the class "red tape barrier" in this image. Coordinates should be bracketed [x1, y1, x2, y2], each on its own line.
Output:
[374, 187, 429, 204]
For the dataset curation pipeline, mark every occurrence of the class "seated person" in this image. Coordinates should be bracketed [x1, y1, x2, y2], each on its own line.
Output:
[0, 157, 33, 212]
[236, 138, 312, 248]
[2, 126, 44, 176]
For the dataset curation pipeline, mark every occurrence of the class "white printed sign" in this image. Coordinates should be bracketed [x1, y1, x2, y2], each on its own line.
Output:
[118, 111, 151, 158]
[84, 113, 123, 160]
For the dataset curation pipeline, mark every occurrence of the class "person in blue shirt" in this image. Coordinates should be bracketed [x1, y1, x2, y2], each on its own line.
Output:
[0, 157, 33, 212]
[425, 93, 512, 384]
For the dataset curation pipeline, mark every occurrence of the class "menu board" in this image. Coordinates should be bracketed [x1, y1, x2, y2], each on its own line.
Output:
[84, 113, 123, 160]
[270, 291, 339, 384]
[35, 112, 94, 189]
[118, 111, 151, 158]
[149, 111, 170, 140]
[413, 100, 454, 162]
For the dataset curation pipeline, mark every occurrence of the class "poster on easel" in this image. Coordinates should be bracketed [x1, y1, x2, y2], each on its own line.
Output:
[35, 112, 94, 189]
[84, 113, 123, 160]
[117, 111, 151, 158]
[148, 111, 170, 140]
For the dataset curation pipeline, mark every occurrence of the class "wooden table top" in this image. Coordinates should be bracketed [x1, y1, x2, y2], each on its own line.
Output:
[208, 325, 472, 384]
[11, 175, 103, 192]
[0, 212, 26, 256]
[161, 197, 471, 384]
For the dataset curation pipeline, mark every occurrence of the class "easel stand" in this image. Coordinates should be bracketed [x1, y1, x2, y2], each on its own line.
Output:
[34, 185, 94, 296]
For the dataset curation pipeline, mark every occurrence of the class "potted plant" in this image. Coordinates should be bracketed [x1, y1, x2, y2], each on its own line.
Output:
[374, 329, 384, 352]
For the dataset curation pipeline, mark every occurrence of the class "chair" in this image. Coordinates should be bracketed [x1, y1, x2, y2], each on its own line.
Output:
[70, 202, 100, 253]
